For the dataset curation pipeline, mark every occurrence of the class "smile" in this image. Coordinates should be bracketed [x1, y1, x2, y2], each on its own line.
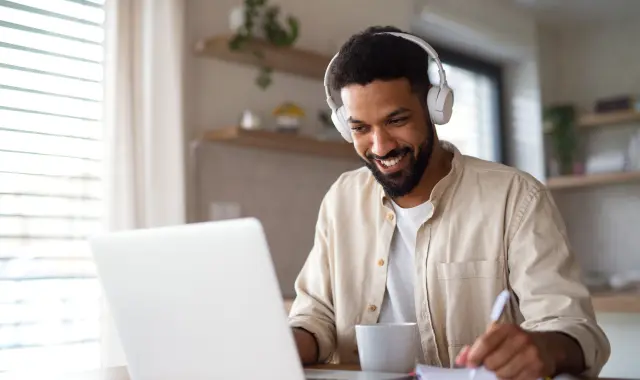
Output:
[375, 152, 408, 171]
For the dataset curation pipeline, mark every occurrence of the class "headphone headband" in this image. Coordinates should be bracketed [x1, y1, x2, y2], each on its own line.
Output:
[324, 32, 449, 111]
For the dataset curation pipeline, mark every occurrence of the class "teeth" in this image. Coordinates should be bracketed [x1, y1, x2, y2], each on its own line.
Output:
[379, 154, 404, 168]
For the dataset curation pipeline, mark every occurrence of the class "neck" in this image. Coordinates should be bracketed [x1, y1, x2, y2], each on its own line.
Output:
[392, 141, 453, 208]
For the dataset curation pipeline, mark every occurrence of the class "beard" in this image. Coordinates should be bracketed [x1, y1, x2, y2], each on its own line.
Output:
[362, 125, 435, 199]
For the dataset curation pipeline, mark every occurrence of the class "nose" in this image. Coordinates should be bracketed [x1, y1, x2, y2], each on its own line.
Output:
[370, 127, 397, 158]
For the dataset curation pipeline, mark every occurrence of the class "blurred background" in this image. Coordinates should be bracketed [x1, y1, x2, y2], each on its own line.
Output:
[0, 0, 639, 377]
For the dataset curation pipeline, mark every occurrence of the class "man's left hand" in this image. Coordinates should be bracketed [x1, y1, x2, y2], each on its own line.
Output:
[455, 324, 555, 380]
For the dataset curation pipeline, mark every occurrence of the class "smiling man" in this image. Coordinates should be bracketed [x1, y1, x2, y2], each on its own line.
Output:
[287, 26, 610, 380]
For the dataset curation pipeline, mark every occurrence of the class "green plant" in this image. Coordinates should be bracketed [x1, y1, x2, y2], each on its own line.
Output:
[544, 105, 578, 175]
[262, 6, 299, 47]
[228, 0, 300, 90]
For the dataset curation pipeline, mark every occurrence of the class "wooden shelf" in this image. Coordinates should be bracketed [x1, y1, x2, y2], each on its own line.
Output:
[202, 126, 357, 160]
[194, 34, 331, 80]
[546, 171, 640, 190]
[578, 110, 640, 128]
[592, 292, 640, 313]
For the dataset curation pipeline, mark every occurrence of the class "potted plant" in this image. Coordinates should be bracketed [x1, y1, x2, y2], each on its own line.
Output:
[544, 104, 578, 176]
[228, 0, 300, 90]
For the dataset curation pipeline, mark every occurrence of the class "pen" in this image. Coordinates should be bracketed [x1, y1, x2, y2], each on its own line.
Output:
[469, 290, 511, 380]
[489, 289, 511, 325]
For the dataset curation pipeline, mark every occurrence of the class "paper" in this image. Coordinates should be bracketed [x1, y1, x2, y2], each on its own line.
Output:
[415, 365, 497, 380]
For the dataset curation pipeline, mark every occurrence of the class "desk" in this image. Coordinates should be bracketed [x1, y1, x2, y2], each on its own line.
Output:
[0, 365, 632, 380]
[0, 365, 357, 380]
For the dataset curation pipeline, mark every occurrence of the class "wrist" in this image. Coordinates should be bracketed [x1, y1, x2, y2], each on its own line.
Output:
[292, 327, 320, 365]
[535, 331, 586, 376]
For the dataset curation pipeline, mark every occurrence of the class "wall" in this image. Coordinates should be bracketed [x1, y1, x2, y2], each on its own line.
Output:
[411, 0, 546, 181]
[538, 20, 640, 379]
[184, 0, 414, 297]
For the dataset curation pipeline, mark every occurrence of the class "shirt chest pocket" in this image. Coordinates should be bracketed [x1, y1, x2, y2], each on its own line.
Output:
[435, 260, 506, 348]
[436, 260, 503, 280]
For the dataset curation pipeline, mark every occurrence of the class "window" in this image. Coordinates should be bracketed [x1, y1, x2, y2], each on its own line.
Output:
[0, 0, 105, 372]
[428, 45, 504, 163]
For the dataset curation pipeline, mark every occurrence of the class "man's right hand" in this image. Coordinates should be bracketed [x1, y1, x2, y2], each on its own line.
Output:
[292, 327, 319, 365]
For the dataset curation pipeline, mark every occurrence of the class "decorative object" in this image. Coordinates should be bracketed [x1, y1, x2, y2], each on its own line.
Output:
[238, 109, 261, 130]
[229, 5, 262, 36]
[585, 151, 626, 174]
[544, 105, 578, 176]
[227, 0, 300, 90]
[273, 102, 304, 133]
[627, 130, 640, 171]
[594, 94, 640, 113]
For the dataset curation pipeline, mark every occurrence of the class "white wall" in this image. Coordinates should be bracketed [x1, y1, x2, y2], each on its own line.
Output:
[538, 19, 640, 379]
[412, 0, 546, 181]
[185, 0, 414, 297]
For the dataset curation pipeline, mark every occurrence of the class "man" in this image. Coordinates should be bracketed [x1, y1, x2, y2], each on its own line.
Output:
[288, 26, 610, 380]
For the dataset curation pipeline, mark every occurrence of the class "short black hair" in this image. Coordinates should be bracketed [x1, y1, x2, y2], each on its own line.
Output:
[329, 26, 432, 100]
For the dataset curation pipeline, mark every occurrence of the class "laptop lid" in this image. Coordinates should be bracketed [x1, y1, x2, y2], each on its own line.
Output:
[90, 218, 304, 380]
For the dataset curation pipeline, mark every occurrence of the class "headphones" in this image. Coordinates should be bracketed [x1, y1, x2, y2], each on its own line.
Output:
[323, 32, 454, 143]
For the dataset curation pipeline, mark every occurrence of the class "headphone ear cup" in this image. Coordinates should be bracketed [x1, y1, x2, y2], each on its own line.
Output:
[332, 106, 353, 143]
[427, 85, 454, 125]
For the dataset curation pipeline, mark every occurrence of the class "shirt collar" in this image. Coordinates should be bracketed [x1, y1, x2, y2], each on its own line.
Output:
[377, 140, 464, 209]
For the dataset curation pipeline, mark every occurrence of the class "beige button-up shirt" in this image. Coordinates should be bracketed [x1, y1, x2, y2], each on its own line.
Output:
[288, 142, 610, 377]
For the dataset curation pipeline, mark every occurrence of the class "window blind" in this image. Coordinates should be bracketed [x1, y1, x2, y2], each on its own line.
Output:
[0, 0, 105, 372]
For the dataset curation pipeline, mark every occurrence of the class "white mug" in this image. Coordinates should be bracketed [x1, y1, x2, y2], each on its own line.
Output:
[355, 323, 419, 373]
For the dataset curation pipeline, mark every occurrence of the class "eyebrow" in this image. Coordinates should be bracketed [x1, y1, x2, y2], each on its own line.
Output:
[347, 107, 411, 124]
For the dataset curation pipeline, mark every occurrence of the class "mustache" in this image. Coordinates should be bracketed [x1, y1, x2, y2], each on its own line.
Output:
[366, 147, 412, 161]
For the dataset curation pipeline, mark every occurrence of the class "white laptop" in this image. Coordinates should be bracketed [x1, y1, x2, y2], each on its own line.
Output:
[90, 218, 410, 380]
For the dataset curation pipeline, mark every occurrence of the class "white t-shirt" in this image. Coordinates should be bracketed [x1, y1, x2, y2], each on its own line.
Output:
[378, 200, 433, 359]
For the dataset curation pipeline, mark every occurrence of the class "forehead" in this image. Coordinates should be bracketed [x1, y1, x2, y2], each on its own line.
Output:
[340, 79, 416, 120]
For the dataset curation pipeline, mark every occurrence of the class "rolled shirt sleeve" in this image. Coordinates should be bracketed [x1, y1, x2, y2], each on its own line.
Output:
[288, 192, 337, 363]
[507, 186, 611, 377]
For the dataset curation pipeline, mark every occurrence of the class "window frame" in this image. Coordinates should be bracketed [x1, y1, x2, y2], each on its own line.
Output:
[429, 43, 507, 164]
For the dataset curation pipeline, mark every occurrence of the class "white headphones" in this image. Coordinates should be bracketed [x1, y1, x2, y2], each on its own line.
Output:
[323, 32, 454, 143]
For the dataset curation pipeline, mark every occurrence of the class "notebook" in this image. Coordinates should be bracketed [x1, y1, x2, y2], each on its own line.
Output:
[415, 365, 497, 380]
[415, 365, 580, 380]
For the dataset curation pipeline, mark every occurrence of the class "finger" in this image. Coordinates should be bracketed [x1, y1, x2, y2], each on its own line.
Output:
[455, 345, 470, 366]
[466, 325, 513, 367]
[483, 329, 532, 371]
[492, 350, 530, 379]
[506, 346, 546, 380]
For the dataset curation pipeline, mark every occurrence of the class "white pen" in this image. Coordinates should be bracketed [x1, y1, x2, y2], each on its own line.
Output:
[469, 289, 511, 380]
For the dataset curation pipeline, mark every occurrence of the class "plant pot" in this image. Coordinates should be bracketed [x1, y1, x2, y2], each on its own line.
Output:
[228, 5, 265, 38]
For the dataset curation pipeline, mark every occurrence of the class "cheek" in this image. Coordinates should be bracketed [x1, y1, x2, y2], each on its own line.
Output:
[403, 122, 430, 146]
[353, 139, 369, 159]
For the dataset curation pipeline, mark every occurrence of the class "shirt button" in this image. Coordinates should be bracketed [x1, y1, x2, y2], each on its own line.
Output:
[377, 259, 385, 266]
[386, 213, 395, 222]
[368, 304, 377, 312]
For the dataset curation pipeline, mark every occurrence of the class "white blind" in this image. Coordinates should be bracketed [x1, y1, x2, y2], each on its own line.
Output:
[429, 62, 499, 162]
[0, 0, 105, 372]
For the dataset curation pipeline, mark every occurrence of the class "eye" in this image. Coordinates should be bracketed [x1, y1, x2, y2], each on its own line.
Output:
[388, 117, 408, 125]
[351, 125, 367, 133]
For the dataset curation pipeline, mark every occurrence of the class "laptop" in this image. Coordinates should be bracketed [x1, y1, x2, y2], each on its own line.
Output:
[90, 218, 411, 380]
